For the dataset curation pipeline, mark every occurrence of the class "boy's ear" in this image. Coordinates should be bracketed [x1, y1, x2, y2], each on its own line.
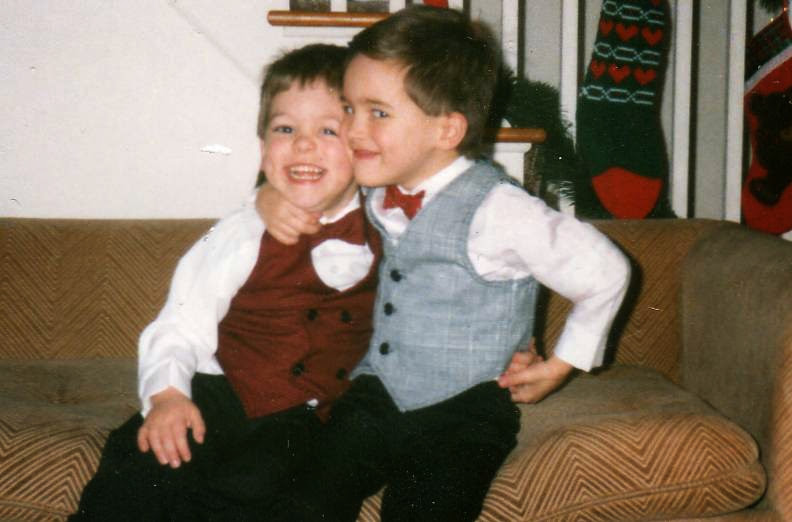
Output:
[437, 112, 468, 151]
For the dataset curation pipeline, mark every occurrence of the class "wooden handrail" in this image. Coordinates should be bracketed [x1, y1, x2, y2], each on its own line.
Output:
[268, 10, 387, 28]
[268, 11, 546, 146]
[491, 128, 546, 144]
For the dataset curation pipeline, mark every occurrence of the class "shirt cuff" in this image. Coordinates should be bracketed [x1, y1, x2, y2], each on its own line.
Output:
[551, 322, 607, 372]
[139, 360, 194, 417]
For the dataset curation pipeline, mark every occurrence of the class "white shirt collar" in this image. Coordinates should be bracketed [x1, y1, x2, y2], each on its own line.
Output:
[398, 156, 474, 206]
[319, 191, 361, 225]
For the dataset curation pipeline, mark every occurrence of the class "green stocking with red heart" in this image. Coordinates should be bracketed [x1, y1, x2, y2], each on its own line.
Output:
[577, 0, 671, 219]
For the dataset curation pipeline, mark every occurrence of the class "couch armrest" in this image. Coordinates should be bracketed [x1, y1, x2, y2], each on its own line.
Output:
[680, 223, 792, 516]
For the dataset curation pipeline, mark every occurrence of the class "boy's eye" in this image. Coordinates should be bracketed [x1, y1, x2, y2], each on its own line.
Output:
[342, 105, 353, 115]
[373, 109, 388, 118]
[272, 125, 293, 134]
[322, 127, 338, 136]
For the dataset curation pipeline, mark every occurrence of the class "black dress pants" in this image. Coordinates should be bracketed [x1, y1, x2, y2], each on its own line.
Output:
[70, 374, 322, 522]
[284, 375, 521, 522]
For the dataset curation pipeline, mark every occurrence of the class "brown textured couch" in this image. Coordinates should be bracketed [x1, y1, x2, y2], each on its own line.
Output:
[1, 217, 790, 521]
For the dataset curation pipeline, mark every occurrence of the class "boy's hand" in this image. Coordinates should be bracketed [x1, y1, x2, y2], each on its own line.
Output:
[500, 338, 544, 378]
[255, 183, 320, 245]
[502, 346, 544, 375]
[137, 387, 205, 469]
[497, 352, 573, 404]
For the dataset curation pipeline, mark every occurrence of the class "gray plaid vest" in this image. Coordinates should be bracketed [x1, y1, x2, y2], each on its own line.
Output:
[354, 161, 538, 411]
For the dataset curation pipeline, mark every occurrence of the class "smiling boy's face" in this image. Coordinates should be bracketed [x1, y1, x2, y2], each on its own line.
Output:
[341, 54, 460, 191]
[261, 80, 357, 218]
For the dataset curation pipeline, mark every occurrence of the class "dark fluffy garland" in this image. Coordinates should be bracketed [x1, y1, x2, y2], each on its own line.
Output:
[759, 0, 785, 12]
[492, 73, 581, 207]
[492, 73, 675, 218]
[492, 73, 621, 218]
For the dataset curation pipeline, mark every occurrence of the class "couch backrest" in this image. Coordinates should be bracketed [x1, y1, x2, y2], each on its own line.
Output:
[0, 218, 212, 360]
[540, 218, 730, 383]
[1, 217, 725, 375]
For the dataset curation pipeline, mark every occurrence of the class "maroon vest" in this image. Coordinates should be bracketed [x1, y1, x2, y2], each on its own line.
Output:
[216, 206, 381, 419]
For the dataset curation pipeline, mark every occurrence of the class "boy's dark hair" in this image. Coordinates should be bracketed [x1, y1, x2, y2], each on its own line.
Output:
[348, 6, 500, 157]
[257, 44, 348, 138]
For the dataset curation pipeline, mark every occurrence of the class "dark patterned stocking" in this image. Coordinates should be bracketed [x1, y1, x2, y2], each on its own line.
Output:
[577, 0, 670, 219]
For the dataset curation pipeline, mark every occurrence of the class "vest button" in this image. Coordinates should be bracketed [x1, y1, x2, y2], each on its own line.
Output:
[336, 368, 347, 380]
[291, 362, 305, 376]
[379, 342, 390, 355]
[306, 309, 318, 321]
[390, 269, 402, 282]
[384, 302, 395, 315]
[340, 310, 352, 323]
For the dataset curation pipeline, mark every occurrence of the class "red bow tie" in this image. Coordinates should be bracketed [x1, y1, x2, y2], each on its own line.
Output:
[308, 207, 368, 249]
[383, 185, 425, 219]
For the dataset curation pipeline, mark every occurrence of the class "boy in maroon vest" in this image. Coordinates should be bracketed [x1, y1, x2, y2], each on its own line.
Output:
[70, 43, 381, 521]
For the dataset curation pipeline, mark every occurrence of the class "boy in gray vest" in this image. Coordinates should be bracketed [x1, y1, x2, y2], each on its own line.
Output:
[259, 6, 630, 521]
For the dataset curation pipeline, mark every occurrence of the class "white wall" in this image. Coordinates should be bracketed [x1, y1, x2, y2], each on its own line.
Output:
[0, 1, 771, 219]
[1, 0, 297, 218]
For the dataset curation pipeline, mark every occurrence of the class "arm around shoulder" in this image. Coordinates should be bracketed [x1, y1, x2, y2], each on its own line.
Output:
[254, 183, 320, 244]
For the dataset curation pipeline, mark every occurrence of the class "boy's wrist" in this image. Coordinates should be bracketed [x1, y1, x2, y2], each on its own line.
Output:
[546, 355, 574, 379]
[150, 386, 188, 405]
[139, 363, 193, 415]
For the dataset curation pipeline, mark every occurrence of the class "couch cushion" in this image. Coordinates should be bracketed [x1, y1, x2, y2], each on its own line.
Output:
[358, 366, 766, 521]
[0, 361, 765, 521]
[0, 359, 137, 520]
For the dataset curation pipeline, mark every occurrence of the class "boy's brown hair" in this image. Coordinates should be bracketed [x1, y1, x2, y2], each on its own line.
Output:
[347, 5, 500, 157]
[257, 44, 348, 138]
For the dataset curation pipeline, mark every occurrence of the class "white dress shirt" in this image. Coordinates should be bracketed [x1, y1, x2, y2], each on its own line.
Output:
[369, 156, 630, 371]
[137, 192, 373, 415]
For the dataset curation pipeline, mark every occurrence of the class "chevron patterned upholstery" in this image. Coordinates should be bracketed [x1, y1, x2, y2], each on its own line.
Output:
[540, 219, 724, 383]
[0, 217, 786, 520]
[359, 367, 767, 521]
[771, 338, 792, 520]
[0, 219, 213, 361]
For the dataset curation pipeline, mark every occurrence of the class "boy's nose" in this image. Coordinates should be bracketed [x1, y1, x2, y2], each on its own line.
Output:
[293, 134, 316, 151]
[344, 114, 365, 141]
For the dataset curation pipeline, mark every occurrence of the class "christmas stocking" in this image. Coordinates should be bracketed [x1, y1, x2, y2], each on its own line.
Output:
[742, 2, 792, 235]
[577, 0, 670, 219]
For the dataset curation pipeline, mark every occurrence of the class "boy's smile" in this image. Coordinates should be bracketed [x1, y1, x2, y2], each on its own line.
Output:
[342, 55, 461, 190]
[261, 81, 357, 218]
[288, 164, 324, 182]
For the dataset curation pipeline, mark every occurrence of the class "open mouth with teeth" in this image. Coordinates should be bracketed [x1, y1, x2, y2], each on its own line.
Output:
[288, 164, 325, 182]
